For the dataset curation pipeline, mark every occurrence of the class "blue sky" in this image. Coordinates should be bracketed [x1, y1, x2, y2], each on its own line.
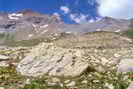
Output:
[0, 0, 99, 24]
[0, 0, 133, 24]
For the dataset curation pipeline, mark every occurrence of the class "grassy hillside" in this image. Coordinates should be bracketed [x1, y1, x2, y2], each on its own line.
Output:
[123, 23, 133, 38]
[4, 32, 74, 47]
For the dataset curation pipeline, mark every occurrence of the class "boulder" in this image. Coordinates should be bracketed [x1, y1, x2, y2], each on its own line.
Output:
[117, 59, 133, 72]
[127, 82, 133, 89]
[66, 81, 76, 87]
[17, 43, 89, 77]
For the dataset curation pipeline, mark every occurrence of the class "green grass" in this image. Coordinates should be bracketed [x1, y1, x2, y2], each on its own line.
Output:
[0, 66, 132, 89]
[19, 84, 65, 89]
[123, 29, 133, 38]
[123, 25, 133, 39]
[6, 38, 49, 47]
[2, 32, 75, 47]
[0, 33, 5, 38]
[5, 36, 57, 47]
[4, 34, 64, 47]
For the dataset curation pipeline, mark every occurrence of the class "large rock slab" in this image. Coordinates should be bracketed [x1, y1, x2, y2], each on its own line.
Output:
[17, 43, 89, 77]
[17, 45, 133, 77]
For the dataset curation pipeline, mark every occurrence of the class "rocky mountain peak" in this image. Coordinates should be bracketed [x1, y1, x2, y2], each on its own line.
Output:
[50, 15, 63, 24]
[17, 10, 38, 15]
[100, 16, 118, 23]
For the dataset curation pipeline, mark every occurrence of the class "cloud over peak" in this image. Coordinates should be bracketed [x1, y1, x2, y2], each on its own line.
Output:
[97, 0, 133, 19]
[70, 13, 89, 24]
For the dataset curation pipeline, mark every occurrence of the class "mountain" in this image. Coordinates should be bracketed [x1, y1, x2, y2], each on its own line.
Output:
[59, 17, 131, 35]
[0, 10, 132, 46]
[0, 10, 64, 45]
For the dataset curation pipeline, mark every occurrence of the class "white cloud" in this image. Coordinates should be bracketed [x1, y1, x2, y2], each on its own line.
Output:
[70, 13, 88, 24]
[60, 6, 70, 14]
[97, 0, 133, 19]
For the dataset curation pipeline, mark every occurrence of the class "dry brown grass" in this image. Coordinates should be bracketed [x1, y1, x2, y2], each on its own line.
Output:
[54, 31, 133, 49]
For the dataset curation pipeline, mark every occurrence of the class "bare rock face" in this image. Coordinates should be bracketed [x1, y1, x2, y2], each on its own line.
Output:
[17, 43, 89, 77]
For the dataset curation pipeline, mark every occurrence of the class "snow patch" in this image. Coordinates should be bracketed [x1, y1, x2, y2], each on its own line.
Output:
[53, 12, 60, 17]
[40, 24, 49, 29]
[28, 34, 33, 38]
[66, 31, 72, 34]
[89, 19, 95, 23]
[96, 29, 101, 31]
[41, 30, 48, 34]
[32, 24, 37, 28]
[8, 13, 23, 20]
[54, 33, 59, 36]
[115, 29, 120, 32]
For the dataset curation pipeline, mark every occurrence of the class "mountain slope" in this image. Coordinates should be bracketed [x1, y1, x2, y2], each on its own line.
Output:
[0, 10, 132, 46]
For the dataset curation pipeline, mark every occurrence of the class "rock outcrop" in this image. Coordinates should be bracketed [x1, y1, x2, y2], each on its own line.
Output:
[17, 43, 89, 77]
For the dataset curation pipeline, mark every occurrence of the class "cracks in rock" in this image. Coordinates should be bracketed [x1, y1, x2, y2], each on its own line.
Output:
[57, 55, 64, 63]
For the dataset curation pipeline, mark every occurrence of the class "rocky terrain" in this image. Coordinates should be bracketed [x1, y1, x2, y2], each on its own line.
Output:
[0, 31, 132, 89]
[0, 11, 133, 89]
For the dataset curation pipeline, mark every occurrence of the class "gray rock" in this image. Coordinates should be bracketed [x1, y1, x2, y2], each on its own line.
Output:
[17, 43, 89, 77]
[64, 80, 71, 84]
[114, 53, 121, 58]
[59, 83, 64, 87]
[0, 55, 9, 60]
[47, 82, 58, 86]
[117, 59, 133, 72]
[25, 79, 31, 84]
[51, 77, 60, 83]
[0, 61, 9, 67]
[66, 81, 76, 87]
[127, 82, 133, 89]
[81, 80, 88, 84]
[105, 83, 114, 89]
